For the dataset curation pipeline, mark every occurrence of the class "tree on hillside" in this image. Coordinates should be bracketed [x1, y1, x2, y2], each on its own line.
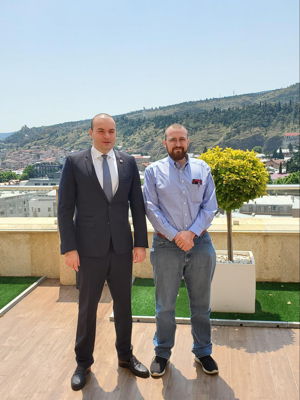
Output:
[253, 146, 262, 153]
[278, 147, 284, 159]
[21, 165, 35, 180]
[272, 147, 284, 159]
[286, 151, 300, 172]
[272, 149, 278, 159]
[0, 170, 18, 182]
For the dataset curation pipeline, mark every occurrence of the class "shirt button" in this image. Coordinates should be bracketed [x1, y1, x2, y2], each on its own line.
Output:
[182, 191, 185, 194]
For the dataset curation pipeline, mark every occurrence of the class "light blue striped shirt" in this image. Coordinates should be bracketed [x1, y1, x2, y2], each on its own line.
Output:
[143, 155, 218, 241]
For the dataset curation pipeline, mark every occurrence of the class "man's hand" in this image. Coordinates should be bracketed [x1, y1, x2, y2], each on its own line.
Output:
[64, 250, 80, 271]
[133, 247, 146, 263]
[174, 231, 195, 252]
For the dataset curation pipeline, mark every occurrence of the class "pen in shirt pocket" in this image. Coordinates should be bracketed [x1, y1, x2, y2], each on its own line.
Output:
[192, 179, 202, 185]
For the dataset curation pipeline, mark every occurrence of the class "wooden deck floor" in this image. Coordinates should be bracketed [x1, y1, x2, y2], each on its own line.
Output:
[0, 279, 299, 400]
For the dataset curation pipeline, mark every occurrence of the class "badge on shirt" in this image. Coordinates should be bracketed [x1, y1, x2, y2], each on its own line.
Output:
[192, 179, 202, 185]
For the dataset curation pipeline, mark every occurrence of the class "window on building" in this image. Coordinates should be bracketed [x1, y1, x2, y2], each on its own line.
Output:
[38, 208, 40, 212]
[48, 207, 51, 211]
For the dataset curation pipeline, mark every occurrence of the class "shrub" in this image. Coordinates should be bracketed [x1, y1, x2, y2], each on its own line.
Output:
[200, 146, 269, 260]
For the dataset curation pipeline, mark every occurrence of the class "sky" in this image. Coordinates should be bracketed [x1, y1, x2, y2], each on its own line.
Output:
[0, 0, 299, 133]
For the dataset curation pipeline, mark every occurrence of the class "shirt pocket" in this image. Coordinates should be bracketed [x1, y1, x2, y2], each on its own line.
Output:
[189, 182, 205, 202]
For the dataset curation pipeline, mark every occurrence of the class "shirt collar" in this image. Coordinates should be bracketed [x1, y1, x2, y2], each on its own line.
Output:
[167, 154, 189, 169]
[91, 146, 115, 160]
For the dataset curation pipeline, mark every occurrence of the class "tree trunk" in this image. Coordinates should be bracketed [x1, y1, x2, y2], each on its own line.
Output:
[226, 210, 233, 261]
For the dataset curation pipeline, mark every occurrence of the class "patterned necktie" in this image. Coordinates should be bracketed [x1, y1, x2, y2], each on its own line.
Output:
[102, 154, 113, 201]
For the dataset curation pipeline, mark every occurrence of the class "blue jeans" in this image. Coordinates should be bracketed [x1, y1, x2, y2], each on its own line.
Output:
[150, 232, 216, 359]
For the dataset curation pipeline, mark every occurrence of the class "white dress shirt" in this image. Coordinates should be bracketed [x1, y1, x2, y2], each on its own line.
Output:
[91, 146, 119, 195]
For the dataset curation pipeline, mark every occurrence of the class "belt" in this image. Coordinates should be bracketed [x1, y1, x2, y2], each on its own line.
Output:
[156, 230, 207, 240]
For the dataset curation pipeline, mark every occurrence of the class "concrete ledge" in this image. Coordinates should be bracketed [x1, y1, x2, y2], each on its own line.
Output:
[109, 314, 300, 329]
[0, 276, 47, 317]
[0, 217, 299, 283]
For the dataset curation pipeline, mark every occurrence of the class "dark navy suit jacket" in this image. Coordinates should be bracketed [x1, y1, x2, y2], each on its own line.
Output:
[58, 148, 148, 257]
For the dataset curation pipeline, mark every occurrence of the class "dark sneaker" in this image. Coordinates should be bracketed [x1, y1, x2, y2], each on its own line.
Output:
[195, 355, 219, 375]
[150, 356, 169, 377]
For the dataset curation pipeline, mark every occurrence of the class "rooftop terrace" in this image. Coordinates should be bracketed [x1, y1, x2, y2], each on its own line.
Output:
[0, 280, 299, 400]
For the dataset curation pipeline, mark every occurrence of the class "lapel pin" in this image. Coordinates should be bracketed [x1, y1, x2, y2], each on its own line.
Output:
[119, 159, 123, 163]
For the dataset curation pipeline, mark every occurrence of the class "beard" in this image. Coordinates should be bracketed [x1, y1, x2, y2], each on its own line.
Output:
[168, 147, 188, 161]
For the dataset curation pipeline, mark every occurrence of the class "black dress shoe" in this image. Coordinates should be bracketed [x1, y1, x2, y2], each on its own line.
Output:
[71, 366, 91, 391]
[119, 355, 150, 378]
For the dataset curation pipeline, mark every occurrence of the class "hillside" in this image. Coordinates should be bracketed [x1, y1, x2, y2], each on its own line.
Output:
[0, 131, 15, 140]
[2, 83, 299, 159]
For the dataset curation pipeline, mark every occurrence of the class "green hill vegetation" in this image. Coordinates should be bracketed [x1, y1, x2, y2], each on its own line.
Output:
[2, 83, 299, 158]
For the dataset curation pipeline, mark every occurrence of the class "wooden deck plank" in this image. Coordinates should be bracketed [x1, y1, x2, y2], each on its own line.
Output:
[0, 279, 298, 400]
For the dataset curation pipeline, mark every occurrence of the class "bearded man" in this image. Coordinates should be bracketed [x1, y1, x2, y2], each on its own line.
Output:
[143, 124, 219, 377]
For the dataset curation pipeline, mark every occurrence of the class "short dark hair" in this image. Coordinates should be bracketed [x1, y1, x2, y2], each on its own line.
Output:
[165, 123, 188, 139]
[90, 113, 114, 130]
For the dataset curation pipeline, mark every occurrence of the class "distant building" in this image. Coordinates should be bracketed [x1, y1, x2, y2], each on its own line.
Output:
[0, 189, 57, 217]
[240, 195, 300, 217]
[0, 192, 31, 217]
[266, 159, 285, 170]
[28, 191, 57, 217]
[32, 162, 62, 179]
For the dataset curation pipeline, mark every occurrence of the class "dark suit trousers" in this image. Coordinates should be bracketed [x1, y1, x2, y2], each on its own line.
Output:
[75, 248, 133, 368]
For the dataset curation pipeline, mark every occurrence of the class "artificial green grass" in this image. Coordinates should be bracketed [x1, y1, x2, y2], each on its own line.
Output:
[132, 279, 300, 322]
[0, 277, 40, 309]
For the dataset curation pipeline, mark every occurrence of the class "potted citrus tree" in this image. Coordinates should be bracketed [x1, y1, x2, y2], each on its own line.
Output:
[200, 146, 269, 312]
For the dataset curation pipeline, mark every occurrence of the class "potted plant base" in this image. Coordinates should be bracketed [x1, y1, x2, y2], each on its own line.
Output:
[211, 250, 256, 313]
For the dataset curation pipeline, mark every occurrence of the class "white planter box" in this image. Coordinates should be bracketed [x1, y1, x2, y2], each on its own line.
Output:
[211, 250, 256, 313]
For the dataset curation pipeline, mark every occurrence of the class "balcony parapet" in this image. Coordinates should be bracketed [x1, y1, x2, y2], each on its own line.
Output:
[0, 216, 299, 284]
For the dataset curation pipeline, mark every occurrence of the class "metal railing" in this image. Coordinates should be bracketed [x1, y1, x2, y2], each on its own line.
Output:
[266, 184, 299, 196]
[0, 184, 299, 218]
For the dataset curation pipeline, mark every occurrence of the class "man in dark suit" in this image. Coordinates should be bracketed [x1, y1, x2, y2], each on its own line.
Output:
[58, 113, 150, 391]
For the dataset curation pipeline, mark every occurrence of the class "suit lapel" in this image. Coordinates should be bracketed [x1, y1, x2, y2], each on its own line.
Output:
[84, 148, 108, 201]
[113, 150, 127, 200]
[114, 149, 125, 180]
